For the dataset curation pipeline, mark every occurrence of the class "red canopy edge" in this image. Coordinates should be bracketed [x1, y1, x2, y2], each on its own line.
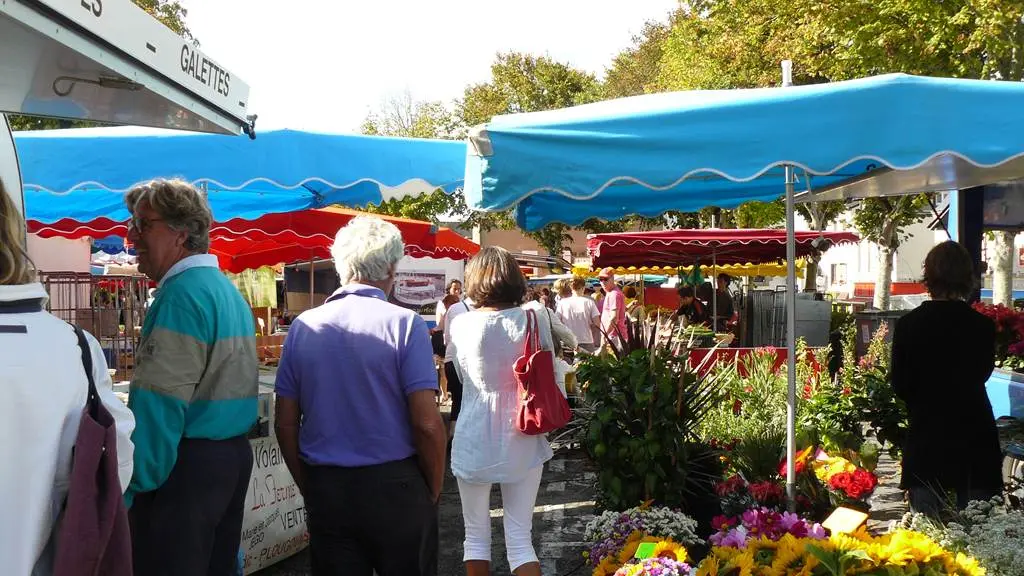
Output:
[28, 207, 480, 271]
[587, 228, 859, 268]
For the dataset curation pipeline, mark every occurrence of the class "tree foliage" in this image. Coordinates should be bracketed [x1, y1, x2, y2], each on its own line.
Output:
[7, 0, 193, 131]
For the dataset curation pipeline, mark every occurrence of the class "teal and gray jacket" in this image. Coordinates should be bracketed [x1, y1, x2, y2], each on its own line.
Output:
[126, 255, 257, 507]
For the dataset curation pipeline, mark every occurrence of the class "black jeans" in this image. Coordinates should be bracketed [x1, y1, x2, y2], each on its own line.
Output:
[130, 435, 253, 576]
[444, 361, 463, 422]
[304, 457, 438, 576]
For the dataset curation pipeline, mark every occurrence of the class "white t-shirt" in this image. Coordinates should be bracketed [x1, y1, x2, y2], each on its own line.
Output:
[448, 307, 555, 483]
[443, 297, 474, 363]
[556, 295, 600, 345]
[436, 300, 448, 325]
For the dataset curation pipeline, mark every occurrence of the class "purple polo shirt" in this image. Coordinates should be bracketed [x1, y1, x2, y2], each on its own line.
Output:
[274, 283, 438, 467]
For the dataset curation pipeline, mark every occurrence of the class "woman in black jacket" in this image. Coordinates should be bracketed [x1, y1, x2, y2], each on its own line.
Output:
[890, 241, 1002, 517]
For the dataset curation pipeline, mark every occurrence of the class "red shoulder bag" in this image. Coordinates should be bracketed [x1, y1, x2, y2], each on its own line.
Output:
[514, 309, 572, 435]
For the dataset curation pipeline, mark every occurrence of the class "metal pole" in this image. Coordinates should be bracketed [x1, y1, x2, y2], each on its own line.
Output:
[308, 255, 315, 310]
[782, 60, 798, 511]
[713, 248, 718, 330]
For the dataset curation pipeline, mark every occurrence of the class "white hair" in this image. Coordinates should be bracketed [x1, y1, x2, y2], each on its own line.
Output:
[330, 216, 405, 285]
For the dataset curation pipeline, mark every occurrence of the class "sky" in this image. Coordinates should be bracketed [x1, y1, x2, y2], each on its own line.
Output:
[179, 0, 679, 133]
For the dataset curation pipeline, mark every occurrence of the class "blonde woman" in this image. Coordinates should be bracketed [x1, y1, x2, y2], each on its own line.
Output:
[448, 247, 553, 576]
[0, 179, 135, 574]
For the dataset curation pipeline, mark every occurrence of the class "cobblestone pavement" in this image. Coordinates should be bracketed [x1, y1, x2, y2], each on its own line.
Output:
[260, 431, 907, 575]
[259, 445, 597, 576]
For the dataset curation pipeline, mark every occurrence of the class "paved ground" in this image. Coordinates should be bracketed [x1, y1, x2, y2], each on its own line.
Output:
[259, 422, 906, 575]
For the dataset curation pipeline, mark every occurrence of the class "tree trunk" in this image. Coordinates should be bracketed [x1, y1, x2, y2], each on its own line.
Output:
[803, 258, 818, 292]
[873, 245, 894, 310]
[992, 230, 1016, 307]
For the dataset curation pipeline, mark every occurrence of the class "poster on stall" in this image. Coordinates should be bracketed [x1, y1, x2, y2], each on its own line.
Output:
[388, 270, 446, 315]
[240, 436, 309, 574]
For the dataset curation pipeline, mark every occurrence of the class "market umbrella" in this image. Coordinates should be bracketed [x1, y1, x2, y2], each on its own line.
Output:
[463, 71, 1024, 506]
[16, 126, 466, 224]
[28, 206, 480, 273]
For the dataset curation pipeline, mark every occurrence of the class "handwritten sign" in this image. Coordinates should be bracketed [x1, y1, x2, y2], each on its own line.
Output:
[240, 436, 309, 573]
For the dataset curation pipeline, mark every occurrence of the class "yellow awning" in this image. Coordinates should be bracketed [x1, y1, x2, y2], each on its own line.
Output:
[572, 261, 805, 278]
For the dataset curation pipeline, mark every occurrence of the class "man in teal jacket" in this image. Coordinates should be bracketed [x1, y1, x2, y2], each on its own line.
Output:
[125, 179, 257, 576]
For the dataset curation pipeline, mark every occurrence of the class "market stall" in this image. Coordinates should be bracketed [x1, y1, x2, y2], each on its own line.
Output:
[17, 126, 469, 573]
[463, 70, 1024, 505]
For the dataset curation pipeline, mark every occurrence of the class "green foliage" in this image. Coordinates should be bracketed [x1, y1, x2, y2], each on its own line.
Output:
[734, 199, 785, 229]
[577, 319, 726, 510]
[457, 52, 600, 127]
[601, 16, 676, 99]
[360, 93, 462, 140]
[8, 0, 191, 132]
[852, 195, 932, 251]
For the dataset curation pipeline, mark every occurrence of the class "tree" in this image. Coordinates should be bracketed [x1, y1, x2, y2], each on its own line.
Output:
[359, 93, 512, 231]
[457, 52, 603, 261]
[601, 15, 677, 99]
[852, 195, 931, 310]
[8, 0, 193, 131]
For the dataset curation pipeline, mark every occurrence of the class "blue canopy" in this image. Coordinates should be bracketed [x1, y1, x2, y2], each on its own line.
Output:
[464, 73, 1024, 230]
[18, 127, 466, 223]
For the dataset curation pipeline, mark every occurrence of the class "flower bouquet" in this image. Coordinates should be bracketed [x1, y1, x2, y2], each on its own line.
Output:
[810, 452, 877, 509]
[695, 529, 985, 576]
[708, 507, 826, 549]
[714, 475, 785, 517]
[584, 502, 701, 576]
[614, 555, 692, 576]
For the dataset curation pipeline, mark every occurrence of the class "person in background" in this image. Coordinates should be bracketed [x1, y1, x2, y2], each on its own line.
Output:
[891, 240, 1002, 517]
[540, 287, 558, 311]
[124, 179, 257, 576]
[523, 287, 577, 355]
[598, 268, 628, 346]
[448, 247, 553, 576]
[435, 279, 462, 327]
[275, 216, 446, 575]
[675, 285, 708, 327]
[0, 179, 135, 575]
[431, 280, 461, 362]
[714, 273, 735, 332]
[622, 285, 645, 324]
[436, 293, 462, 405]
[443, 288, 475, 442]
[593, 286, 606, 312]
[557, 276, 601, 354]
[552, 278, 569, 305]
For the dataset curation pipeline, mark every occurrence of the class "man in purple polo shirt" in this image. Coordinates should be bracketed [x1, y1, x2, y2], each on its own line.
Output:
[274, 216, 446, 576]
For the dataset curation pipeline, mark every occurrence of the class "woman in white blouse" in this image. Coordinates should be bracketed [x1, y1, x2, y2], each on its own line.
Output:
[0, 180, 135, 575]
[447, 247, 553, 576]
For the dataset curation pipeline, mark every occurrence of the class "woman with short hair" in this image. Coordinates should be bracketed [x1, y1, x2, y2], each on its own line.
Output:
[891, 240, 1002, 517]
[448, 247, 553, 576]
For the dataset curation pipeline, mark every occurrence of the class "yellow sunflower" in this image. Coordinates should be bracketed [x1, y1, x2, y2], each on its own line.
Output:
[618, 541, 641, 564]
[695, 556, 720, 576]
[954, 552, 986, 576]
[651, 539, 687, 563]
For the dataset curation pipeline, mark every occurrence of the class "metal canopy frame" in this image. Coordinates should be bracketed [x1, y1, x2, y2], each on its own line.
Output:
[0, 0, 254, 135]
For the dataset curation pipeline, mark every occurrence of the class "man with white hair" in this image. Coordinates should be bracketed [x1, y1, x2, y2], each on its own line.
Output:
[123, 179, 257, 576]
[275, 216, 446, 576]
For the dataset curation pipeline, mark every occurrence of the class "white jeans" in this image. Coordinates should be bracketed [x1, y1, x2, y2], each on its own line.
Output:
[457, 465, 544, 571]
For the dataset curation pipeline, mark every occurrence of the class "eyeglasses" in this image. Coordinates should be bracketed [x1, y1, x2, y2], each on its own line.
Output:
[127, 217, 165, 234]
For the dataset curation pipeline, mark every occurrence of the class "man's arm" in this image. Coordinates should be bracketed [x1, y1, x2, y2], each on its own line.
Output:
[408, 389, 446, 502]
[125, 302, 205, 507]
[274, 396, 306, 497]
[274, 327, 306, 496]
[403, 315, 447, 502]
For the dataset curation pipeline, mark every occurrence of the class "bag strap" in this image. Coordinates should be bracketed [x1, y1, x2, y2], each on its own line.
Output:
[71, 325, 101, 415]
[524, 308, 538, 355]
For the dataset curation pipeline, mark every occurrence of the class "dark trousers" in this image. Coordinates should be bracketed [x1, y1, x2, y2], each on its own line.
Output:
[444, 361, 463, 422]
[908, 485, 1001, 518]
[304, 457, 438, 576]
[129, 435, 252, 576]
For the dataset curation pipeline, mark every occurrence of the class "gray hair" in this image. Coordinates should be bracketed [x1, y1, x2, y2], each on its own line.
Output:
[330, 216, 405, 285]
[125, 179, 212, 253]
